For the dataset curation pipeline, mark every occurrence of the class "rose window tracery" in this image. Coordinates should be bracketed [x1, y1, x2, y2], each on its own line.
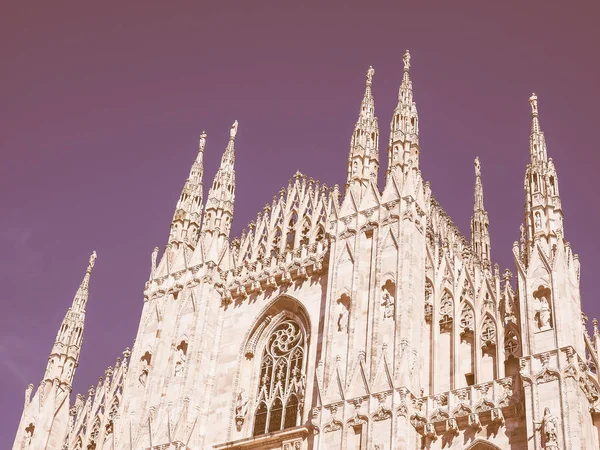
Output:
[253, 319, 305, 436]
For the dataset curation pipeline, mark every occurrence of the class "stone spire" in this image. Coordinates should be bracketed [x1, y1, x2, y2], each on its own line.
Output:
[523, 94, 563, 251]
[168, 131, 207, 249]
[387, 50, 420, 181]
[346, 66, 380, 193]
[470, 157, 491, 265]
[203, 121, 238, 238]
[45, 251, 97, 386]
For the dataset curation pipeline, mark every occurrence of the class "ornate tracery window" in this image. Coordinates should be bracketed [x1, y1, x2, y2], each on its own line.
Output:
[253, 319, 306, 436]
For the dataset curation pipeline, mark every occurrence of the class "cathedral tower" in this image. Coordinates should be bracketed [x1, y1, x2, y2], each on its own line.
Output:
[13, 252, 97, 450]
[515, 94, 593, 450]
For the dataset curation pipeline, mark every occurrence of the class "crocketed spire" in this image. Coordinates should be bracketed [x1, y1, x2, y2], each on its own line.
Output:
[203, 121, 238, 238]
[523, 93, 564, 254]
[46, 251, 97, 385]
[168, 131, 207, 248]
[346, 66, 380, 194]
[387, 50, 420, 181]
[471, 158, 490, 265]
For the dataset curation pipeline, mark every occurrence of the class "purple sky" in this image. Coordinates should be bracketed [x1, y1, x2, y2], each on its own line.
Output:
[1, 1, 599, 445]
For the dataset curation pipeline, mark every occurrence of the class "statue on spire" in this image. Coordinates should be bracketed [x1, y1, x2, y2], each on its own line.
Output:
[229, 120, 239, 141]
[199, 131, 207, 150]
[366, 66, 375, 86]
[87, 251, 97, 274]
[529, 93, 539, 116]
[474, 157, 481, 178]
[403, 49, 411, 71]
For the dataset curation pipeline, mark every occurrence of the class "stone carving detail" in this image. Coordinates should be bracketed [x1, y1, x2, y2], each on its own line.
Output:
[468, 413, 482, 431]
[378, 279, 397, 321]
[323, 405, 343, 433]
[481, 316, 496, 349]
[372, 394, 392, 421]
[139, 352, 152, 387]
[234, 389, 248, 431]
[535, 407, 560, 449]
[174, 341, 188, 378]
[439, 292, 453, 332]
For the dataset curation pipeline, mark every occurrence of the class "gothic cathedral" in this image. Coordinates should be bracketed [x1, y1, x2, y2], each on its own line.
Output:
[13, 51, 600, 449]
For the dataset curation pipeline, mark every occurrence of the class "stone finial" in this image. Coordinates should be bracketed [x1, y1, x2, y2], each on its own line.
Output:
[403, 49, 411, 71]
[366, 66, 375, 86]
[593, 318, 599, 337]
[199, 131, 207, 151]
[474, 157, 481, 178]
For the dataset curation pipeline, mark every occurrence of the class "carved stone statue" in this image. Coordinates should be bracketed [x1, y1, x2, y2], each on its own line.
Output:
[229, 120, 239, 140]
[381, 290, 395, 319]
[174, 347, 186, 377]
[536, 407, 559, 449]
[139, 359, 149, 386]
[234, 389, 249, 430]
[537, 293, 552, 330]
[337, 306, 348, 332]
[22, 429, 32, 448]
[366, 66, 375, 86]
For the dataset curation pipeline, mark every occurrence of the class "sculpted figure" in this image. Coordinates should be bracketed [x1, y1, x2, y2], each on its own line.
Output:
[235, 389, 249, 419]
[535, 407, 559, 448]
[139, 359, 149, 386]
[337, 306, 348, 332]
[381, 290, 395, 319]
[537, 293, 552, 330]
[230, 120, 238, 140]
[22, 429, 32, 448]
[174, 347, 186, 377]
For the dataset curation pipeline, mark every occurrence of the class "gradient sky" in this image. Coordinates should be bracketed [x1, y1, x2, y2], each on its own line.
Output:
[1, 1, 599, 445]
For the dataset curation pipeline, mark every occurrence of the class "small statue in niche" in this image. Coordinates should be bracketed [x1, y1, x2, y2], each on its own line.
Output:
[23, 424, 33, 448]
[337, 295, 350, 332]
[139, 359, 149, 386]
[234, 389, 249, 430]
[535, 287, 552, 331]
[381, 290, 395, 319]
[174, 344, 187, 378]
[535, 407, 559, 449]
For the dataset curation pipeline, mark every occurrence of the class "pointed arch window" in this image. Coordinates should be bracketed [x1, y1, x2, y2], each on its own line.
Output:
[253, 319, 305, 436]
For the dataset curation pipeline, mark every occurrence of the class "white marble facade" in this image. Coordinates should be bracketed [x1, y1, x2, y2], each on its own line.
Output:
[13, 52, 600, 450]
